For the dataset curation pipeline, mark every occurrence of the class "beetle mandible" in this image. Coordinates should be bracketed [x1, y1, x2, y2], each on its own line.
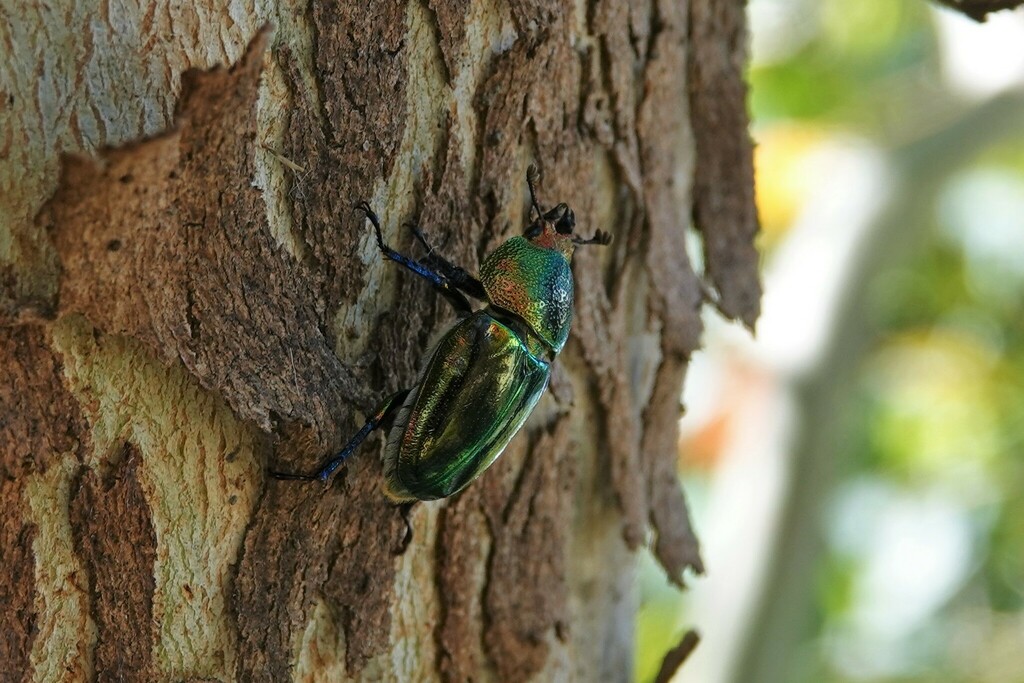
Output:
[271, 166, 611, 501]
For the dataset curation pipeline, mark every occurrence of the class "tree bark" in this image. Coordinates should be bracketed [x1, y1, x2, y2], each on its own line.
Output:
[0, 1, 759, 681]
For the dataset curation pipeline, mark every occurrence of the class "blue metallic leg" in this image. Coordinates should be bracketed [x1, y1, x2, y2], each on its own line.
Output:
[407, 224, 488, 301]
[355, 202, 475, 315]
[269, 389, 410, 483]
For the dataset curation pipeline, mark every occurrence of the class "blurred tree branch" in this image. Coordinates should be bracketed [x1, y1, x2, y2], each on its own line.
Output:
[931, 0, 1024, 21]
[728, 89, 1024, 683]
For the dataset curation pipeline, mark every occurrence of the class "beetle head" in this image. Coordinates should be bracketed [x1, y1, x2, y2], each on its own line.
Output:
[523, 165, 612, 259]
[478, 166, 613, 351]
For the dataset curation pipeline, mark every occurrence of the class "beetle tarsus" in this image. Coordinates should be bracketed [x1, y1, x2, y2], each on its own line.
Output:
[572, 229, 612, 246]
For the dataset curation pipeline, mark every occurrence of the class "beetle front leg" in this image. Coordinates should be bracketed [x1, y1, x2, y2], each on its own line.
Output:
[269, 389, 410, 484]
[356, 203, 474, 316]
[407, 224, 488, 302]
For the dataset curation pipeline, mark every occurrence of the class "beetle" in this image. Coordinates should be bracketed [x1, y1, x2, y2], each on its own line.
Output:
[271, 167, 611, 501]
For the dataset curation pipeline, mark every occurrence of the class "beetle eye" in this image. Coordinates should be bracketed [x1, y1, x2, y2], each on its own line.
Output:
[524, 222, 544, 239]
[542, 203, 575, 234]
[543, 203, 567, 223]
[555, 208, 575, 234]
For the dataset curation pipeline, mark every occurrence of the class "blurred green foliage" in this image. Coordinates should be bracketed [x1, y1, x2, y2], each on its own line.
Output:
[636, 1, 1024, 681]
[750, 0, 934, 127]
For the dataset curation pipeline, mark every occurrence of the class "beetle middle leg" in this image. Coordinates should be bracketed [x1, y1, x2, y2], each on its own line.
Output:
[356, 202, 477, 316]
[269, 389, 410, 483]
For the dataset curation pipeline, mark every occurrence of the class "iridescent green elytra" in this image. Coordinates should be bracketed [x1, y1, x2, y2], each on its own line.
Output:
[270, 168, 611, 500]
[382, 311, 550, 500]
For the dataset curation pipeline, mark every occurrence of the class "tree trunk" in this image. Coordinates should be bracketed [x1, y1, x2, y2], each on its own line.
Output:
[0, 2, 759, 681]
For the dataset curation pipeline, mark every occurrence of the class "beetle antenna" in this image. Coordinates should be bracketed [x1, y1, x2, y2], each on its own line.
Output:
[526, 164, 544, 220]
[572, 229, 613, 246]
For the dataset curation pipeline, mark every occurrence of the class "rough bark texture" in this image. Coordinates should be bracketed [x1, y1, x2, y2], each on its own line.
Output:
[69, 446, 158, 681]
[0, 325, 90, 682]
[688, 0, 761, 329]
[0, 0, 760, 680]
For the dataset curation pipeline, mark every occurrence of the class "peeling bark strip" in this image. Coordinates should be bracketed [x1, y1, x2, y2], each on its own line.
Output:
[436, 487, 490, 682]
[43, 27, 361, 452]
[638, 0, 709, 585]
[69, 446, 157, 681]
[435, 417, 576, 683]
[277, 0, 410, 318]
[688, 0, 762, 329]
[0, 326, 88, 476]
[0, 478, 36, 683]
[0, 326, 89, 680]
[932, 0, 1024, 20]
[482, 418, 576, 681]
[572, 0, 710, 587]
[641, 357, 705, 585]
[654, 630, 701, 683]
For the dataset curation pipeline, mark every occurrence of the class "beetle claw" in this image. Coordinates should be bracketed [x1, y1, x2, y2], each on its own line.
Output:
[394, 502, 416, 555]
[354, 201, 379, 225]
[355, 201, 387, 250]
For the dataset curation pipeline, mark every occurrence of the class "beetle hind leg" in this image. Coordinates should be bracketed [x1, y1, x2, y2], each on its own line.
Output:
[269, 389, 410, 484]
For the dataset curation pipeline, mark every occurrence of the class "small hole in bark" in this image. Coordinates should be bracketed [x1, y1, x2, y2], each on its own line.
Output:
[107, 239, 122, 252]
[119, 174, 133, 184]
